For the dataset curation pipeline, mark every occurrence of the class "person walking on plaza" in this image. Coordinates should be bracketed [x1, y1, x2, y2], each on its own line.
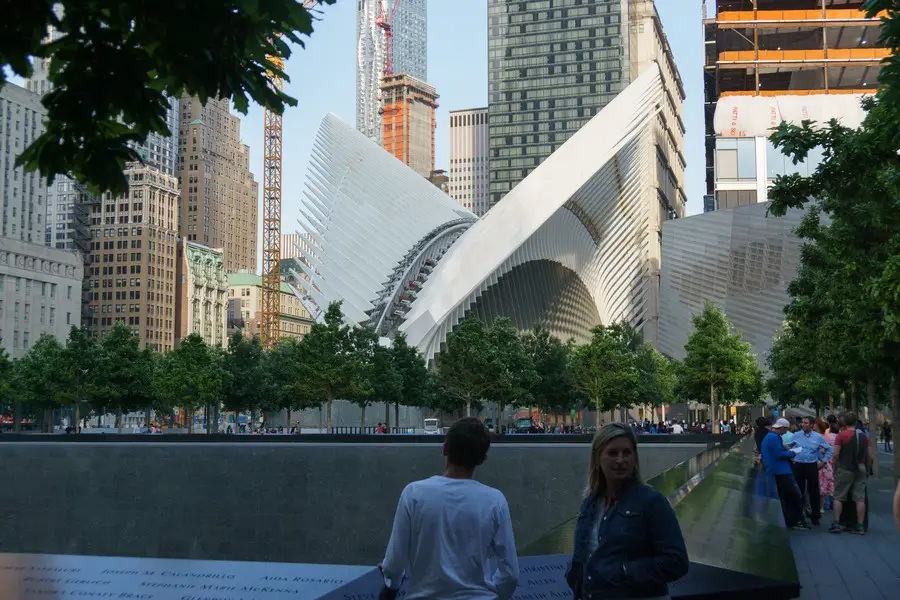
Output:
[789, 417, 832, 526]
[762, 418, 808, 530]
[379, 417, 518, 600]
[816, 420, 836, 513]
[882, 421, 892, 452]
[830, 412, 871, 535]
[566, 423, 688, 599]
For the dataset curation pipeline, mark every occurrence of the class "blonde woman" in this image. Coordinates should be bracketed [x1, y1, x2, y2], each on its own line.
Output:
[566, 423, 689, 600]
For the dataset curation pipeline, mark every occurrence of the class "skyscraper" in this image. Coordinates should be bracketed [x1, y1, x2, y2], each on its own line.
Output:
[381, 74, 438, 178]
[0, 84, 47, 244]
[178, 96, 259, 273]
[449, 108, 489, 216]
[25, 12, 180, 250]
[487, 0, 686, 217]
[703, 0, 887, 210]
[84, 164, 179, 351]
[356, 0, 428, 142]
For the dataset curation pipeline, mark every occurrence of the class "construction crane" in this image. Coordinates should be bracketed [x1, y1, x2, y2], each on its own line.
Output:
[376, 0, 403, 76]
[261, 1, 317, 350]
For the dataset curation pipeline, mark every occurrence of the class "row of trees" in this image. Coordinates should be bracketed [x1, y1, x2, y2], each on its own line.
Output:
[1, 298, 763, 434]
[764, 0, 900, 462]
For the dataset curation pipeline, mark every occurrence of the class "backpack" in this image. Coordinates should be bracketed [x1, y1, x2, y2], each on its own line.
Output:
[837, 429, 867, 471]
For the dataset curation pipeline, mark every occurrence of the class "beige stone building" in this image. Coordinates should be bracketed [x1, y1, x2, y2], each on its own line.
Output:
[178, 96, 259, 272]
[85, 164, 179, 351]
[175, 241, 227, 348]
[226, 273, 313, 341]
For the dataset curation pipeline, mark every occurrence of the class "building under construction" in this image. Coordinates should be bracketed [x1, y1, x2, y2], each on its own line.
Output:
[381, 73, 438, 179]
[703, 0, 888, 209]
[356, 0, 428, 143]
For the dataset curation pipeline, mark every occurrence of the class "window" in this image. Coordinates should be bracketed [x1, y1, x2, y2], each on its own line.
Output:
[15, 278, 20, 293]
[13, 330, 18, 348]
[23, 331, 29, 350]
[40, 306, 45, 324]
[66, 312, 71, 325]
[41, 282, 47, 297]
[49, 308, 55, 325]
[24, 304, 30, 321]
[67, 286, 72, 300]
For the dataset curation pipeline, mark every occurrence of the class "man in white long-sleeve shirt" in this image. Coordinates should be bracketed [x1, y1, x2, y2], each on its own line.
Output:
[379, 417, 519, 600]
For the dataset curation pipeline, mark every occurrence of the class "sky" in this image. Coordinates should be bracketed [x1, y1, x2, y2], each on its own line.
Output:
[6, 0, 706, 270]
[240, 0, 706, 268]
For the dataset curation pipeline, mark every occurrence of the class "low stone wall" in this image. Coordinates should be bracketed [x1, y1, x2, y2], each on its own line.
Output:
[0, 441, 705, 565]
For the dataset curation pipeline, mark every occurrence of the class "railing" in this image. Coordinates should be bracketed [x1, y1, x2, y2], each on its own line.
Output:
[720, 89, 876, 97]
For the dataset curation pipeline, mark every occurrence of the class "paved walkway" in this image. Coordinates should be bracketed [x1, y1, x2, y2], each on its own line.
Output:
[790, 450, 900, 599]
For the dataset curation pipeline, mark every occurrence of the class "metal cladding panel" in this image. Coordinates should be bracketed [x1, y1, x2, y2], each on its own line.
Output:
[657, 202, 806, 371]
[401, 65, 664, 357]
[295, 114, 475, 324]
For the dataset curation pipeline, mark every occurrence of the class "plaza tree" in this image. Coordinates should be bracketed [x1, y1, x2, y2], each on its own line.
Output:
[295, 301, 360, 431]
[223, 333, 272, 428]
[94, 323, 156, 432]
[763, 0, 900, 475]
[0, 349, 15, 430]
[522, 327, 577, 421]
[16, 334, 69, 432]
[487, 318, 536, 433]
[64, 326, 101, 429]
[436, 316, 496, 418]
[678, 303, 757, 433]
[155, 334, 229, 433]
[2, 0, 335, 195]
[388, 333, 430, 429]
[634, 343, 678, 421]
[569, 324, 639, 427]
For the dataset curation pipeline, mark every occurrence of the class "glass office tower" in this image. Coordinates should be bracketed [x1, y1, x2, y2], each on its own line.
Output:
[487, 0, 629, 206]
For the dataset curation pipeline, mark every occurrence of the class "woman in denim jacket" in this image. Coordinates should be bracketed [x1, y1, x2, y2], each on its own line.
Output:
[566, 423, 689, 599]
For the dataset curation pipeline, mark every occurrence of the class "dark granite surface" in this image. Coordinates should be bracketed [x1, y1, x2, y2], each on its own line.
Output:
[0, 441, 704, 565]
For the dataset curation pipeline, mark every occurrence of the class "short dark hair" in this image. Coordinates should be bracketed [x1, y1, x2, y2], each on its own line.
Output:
[826, 414, 837, 424]
[445, 417, 491, 470]
[841, 411, 858, 427]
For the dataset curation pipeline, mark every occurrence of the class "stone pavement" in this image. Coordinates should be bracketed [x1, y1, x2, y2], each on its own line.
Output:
[790, 449, 900, 600]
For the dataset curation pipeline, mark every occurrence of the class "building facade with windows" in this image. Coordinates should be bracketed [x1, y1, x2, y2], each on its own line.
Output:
[449, 108, 489, 216]
[178, 96, 258, 272]
[703, 0, 886, 209]
[175, 241, 228, 348]
[487, 0, 686, 219]
[84, 164, 179, 352]
[226, 273, 314, 341]
[0, 238, 82, 358]
[0, 84, 47, 245]
[356, 0, 428, 143]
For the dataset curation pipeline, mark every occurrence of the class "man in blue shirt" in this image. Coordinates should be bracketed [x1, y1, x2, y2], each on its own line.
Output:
[762, 418, 808, 530]
[790, 417, 833, 526]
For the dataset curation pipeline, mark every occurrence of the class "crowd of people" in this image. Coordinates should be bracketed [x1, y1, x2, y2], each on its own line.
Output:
[754, 412, 877, 534]
[628, 418, 752, 435]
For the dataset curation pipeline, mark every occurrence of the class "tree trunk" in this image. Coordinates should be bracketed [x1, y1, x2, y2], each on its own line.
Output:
[361, 402, 366, 430]
[466, 399, 471, 417]
[326, 392, 333, 432]
[710, 384, 718, 434]
[829, 391, 834, 414]
[75, 403, 81, 433]
[144, 406, 151, 432]
[116, 405, 122, 434]
[385, 402, 390, 430]
[394, 401, 400, 434]
[892, 374, 899, 484]
[13, 399, 22, 432]
[43, 408, 51, 433]
[867, 374, 878, 477]
[850, 381, 858, 413]
[595, 400, 601, 428]
[287, 408, 292, 431]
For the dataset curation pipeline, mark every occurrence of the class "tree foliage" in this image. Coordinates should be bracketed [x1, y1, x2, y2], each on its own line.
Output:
[569, 325, 639, 426]
[2, 0, 335, 194]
